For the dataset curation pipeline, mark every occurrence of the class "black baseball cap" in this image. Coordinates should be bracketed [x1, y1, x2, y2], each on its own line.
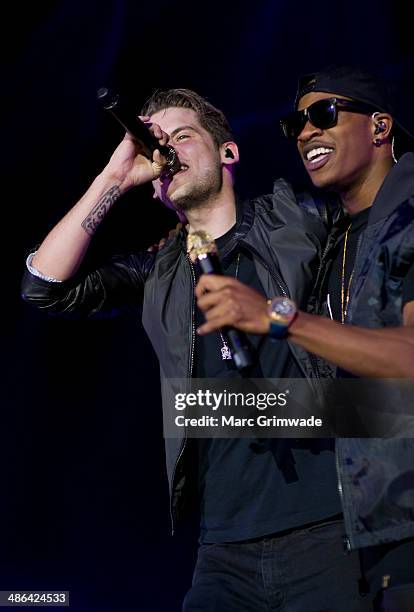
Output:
[295, 66, 414, 159]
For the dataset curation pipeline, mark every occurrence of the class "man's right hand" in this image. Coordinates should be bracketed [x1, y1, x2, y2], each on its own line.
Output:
[30, 117, 171, 282]
[102, 116, 171, 192]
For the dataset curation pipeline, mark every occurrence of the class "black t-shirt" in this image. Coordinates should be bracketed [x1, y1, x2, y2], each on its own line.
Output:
[194, 225, 341, 543]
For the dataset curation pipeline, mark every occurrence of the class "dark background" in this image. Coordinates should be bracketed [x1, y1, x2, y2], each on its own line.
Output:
[3, 1, 414, 610]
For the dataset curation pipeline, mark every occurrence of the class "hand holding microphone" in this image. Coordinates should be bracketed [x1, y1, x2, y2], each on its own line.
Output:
[188, 230, 255, 372]
[97, 87, 181, 186]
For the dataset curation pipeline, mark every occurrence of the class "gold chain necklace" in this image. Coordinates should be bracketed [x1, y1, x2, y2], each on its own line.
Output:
[219, 252, 240, 359]
[341, 222, 354, 324]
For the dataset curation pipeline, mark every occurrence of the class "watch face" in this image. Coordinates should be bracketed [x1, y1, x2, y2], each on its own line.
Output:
[273, 299, 295, 316]
[268, 297, 297, 322]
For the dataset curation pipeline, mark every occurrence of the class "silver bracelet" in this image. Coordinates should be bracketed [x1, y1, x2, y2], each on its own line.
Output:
[26, 252, 63, 283]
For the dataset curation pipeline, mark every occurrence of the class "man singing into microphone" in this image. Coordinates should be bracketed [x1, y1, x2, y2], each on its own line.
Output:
[21, 89, 350, 610]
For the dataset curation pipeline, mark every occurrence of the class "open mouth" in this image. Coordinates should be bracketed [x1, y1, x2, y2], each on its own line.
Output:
[306, 146, 334, 164]
[161, 163, 188, 182]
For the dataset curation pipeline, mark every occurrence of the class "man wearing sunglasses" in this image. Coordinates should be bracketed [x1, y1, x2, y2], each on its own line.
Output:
[196, 66, 414, 610]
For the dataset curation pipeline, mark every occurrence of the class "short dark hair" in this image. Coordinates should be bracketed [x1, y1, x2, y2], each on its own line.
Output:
[141, 88, 234, 147]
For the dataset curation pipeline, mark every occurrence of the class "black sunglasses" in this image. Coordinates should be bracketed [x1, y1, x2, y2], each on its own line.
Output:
[280, 97, 377, 140]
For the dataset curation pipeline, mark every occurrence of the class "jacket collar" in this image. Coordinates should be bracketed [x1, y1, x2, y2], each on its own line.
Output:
[175, 195, 255, 260]
[368, 152, 414, 225]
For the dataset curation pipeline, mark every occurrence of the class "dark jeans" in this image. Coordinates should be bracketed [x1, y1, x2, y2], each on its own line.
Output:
[182, 520, 414, 611]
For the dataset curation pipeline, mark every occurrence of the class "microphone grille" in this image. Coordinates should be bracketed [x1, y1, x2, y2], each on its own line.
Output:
[187, 230, 217, 261]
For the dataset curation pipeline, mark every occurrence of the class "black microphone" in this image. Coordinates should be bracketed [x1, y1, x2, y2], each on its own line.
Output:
[188, 231, 255, 372]
[97, 87, 180, 177]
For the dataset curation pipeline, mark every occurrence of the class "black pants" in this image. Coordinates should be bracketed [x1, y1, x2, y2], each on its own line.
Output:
[182, 520, 414, 611]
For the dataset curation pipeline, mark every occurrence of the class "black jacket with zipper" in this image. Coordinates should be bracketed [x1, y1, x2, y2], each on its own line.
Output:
[310, 153, 414, 549]
[21, 179, 330, 532]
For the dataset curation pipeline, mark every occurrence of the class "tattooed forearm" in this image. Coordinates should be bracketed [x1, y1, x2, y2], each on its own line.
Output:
[81, 185, 121, 236]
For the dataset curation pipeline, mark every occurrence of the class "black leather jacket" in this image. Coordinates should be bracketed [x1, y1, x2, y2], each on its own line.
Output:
[21, 179, 329, 532]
